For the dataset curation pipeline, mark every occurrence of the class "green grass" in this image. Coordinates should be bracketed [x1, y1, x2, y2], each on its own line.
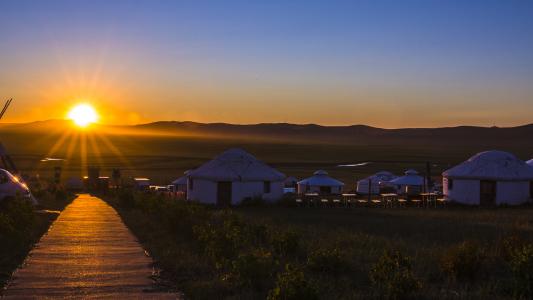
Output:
[107, 191, 533, 299]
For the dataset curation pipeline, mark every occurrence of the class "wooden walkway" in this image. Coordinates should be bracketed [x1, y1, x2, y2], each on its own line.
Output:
[4, 194, 177, 299]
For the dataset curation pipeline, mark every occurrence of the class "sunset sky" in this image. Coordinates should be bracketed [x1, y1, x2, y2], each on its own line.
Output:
[1, 0, 532, 128]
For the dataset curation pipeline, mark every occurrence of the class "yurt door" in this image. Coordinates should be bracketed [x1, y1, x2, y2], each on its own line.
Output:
[480, 180, 496, 206]
[217, 181, 232, 207]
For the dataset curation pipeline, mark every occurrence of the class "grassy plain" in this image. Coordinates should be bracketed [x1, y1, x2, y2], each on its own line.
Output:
[108, 191, 533, 299]
[3, 125, 533, 186]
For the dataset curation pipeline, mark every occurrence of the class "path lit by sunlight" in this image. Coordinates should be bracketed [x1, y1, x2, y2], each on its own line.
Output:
[4, 194, 177, 298]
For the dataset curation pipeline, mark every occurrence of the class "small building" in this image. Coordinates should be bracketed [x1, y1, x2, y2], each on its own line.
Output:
[356, 171, 397, 194]
[389, 169, 424, 195]
[297, 170, 344, 194]
[186, 148, 285, 206]
[443, 150, 533, 206]
[171, 176, 188, 193]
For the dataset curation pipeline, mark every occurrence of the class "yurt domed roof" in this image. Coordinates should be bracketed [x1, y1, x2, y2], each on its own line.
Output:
[405, 169, 418, 175]
[390, 169, 424, 186]
[298, 170, 344, 187]
[187, 148, 285, 181]
[314, 170, 328, 176]
[443, 150, 533, 180]
[358, 171, 397, 183]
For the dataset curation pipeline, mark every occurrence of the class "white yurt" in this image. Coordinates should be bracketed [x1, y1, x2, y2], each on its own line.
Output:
[356, 171, 397, 194]
[171, 176, 187, 192]
[443, 150, 533, 206]
[186, 148, 285, 205]
[297, 170, 344, 194]
[389, 169, 425, 195]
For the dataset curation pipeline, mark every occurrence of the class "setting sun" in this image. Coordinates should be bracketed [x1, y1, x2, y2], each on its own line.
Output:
[67, 104, 99, 127]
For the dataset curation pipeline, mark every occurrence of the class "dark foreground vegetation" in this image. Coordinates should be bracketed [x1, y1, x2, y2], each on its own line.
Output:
[108, 191, 533, 299]
[0, 188, 74, 290]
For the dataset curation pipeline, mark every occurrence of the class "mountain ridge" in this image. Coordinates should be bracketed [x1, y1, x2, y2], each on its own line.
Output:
[1, 119, 532, 146]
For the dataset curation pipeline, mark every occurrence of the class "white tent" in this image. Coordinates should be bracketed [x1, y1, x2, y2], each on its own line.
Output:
[389, 169, 424, 195]
[187, 148, 285, 205]
[443, 150, 533, 205]
[297, 170, 344, 194]
[356, 171, 397, 194]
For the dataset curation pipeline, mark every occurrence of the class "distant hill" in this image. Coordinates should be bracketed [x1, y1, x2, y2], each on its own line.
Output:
[133, 121, 533, 146]
[1, 120, 533, 147]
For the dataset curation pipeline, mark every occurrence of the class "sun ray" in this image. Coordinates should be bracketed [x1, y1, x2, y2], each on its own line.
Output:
[93, 131, 133, 171]
[63, 131, 80, 174]
[87, 131, 104, 168]
[35, 128, 75, 173]
[80, 132, 87, 177]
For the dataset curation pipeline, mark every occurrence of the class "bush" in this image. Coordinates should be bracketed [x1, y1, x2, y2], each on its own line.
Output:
[193, 212, 249, 268]
[370, 250, 421, 299]
[54, 188, 68, 202]
[498, 235, 526, 261]
[0, 198, 34, 233]
[440, 241, 485, 282]
[228, 248, 275, 289]
[277, 194, 297, 207]
[307, 247, 347, 276]
[240, 196, 266, 207]
[0, 197, 35, 247]
[117, 188, 136, 209]
[268, 264, 318, 300]
[271, 229, 301, 257]
[508, 243, 533, 298]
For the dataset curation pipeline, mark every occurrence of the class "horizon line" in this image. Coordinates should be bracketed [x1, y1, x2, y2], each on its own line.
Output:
[0, 119, 532, 130]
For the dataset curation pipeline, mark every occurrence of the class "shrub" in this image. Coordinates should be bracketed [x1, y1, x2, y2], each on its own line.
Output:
[268, 264, 318, 300]
[370, 250, 421, 299]
[0, 197, 35, 247]
[271, 229, 301, 257]
[440, 241, 485, 282]
[240, 196, 266, 207]
[117, 188, 136, 209]
[54, 188, 68, 202]
[228, 248, 275, 289]
[277, 194, 297, 207]
[193, 213, 248, 268]
[508, 243, 533, 298]
[307, 247, 347, 276]
[498, 235, 526, 260]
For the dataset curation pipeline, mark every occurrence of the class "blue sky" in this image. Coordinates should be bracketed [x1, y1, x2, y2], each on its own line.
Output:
[0, 0, 532, 127]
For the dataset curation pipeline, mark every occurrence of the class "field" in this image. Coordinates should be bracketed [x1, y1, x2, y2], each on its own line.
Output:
[3, 123, 533, 186]
[2, 124, 533, 298]
[107, 191, 533, 299]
